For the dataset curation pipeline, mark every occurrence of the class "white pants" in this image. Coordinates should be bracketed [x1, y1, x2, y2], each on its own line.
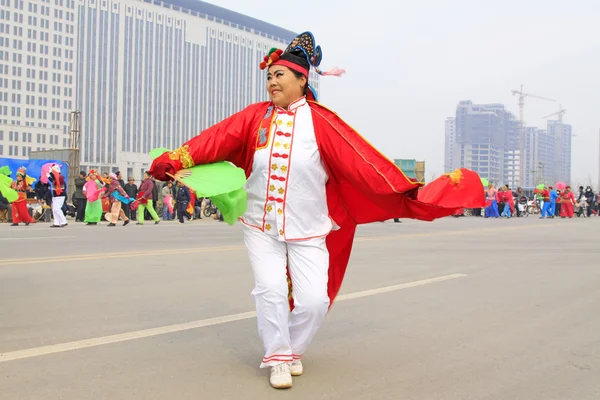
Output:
[51, 196, 67, 226]
[243, 226, 330, 368]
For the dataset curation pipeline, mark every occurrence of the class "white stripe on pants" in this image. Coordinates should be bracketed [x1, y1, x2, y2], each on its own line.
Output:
[51, 196, 67, 226]
[243, 226, 330, 368]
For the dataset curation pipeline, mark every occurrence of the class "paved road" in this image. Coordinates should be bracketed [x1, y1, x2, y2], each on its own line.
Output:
[1, 217, 599, 399]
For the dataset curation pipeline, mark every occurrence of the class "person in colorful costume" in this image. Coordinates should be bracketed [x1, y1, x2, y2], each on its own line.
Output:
[105, 173, 131, 227]
[10, 167, 36, 226]
[47, 163, 68, 227]
[136, 171, 160, 225]
[500, 188, 514, 218]
[539, 186, 551, 219]
[149, 31, 484, 389]
[83, 170, 106, 225]
[559, 186, 575, 218]
[484, 184, 499, 218]
[548, 186, 558, 218]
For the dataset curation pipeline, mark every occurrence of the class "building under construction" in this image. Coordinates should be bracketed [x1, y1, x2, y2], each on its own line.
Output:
[445, 99, 573, 188]
[446, 101, 520, 187]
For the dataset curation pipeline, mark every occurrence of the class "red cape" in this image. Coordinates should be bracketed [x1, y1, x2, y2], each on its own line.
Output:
[150, 101, 485, 307]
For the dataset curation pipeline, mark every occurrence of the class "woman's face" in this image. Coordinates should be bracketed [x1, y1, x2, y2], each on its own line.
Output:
[17, 175, 23, 182]
[266, 65, 306, 109]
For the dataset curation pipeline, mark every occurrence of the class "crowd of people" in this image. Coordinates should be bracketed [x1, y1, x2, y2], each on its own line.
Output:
[475, 184, 599, 219]
[0, 167, 224, 226]
[3, 168, 600, 226]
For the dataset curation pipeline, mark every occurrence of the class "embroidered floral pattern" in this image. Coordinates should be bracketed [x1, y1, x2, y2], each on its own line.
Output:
[168, 145, 195, 169]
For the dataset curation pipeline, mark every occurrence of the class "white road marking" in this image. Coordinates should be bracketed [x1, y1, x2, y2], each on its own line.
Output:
[335, 273, 468, 301]
[0, 236, 75, 241]
[0, 273, 466, 363]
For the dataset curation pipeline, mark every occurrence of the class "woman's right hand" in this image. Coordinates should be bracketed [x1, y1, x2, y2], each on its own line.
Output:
[149, 152, 181, 182]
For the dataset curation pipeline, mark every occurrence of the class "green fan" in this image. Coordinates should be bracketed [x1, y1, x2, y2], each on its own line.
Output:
[0, 173, 18, 203]
[480, 178, 489, 187]
[150, 149, 248, 225]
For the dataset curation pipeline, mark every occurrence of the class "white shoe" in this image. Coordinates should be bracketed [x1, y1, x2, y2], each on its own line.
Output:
[270, 362, 292, 389]
[290, 360, 303, 376]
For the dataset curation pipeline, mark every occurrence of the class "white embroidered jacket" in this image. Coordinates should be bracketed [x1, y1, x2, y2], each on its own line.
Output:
[240, 97, 334, 241]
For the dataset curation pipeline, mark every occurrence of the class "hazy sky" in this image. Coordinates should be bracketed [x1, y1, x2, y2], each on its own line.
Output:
[207, 0, 600, 185]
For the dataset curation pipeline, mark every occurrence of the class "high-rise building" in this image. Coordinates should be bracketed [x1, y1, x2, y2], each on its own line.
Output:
[546, 120, 572, 184]
[522, 127, 553, 188]
[521, 121, 572, 188]
[0, 0, 78, 160]
[443, 117, 457, 172]
[75, 0, 309, 177]
[0, 0, 309, 178]
[451, 101, 519, 187]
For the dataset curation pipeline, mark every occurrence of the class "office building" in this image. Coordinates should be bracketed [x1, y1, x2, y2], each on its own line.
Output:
[0, 0, 308, 178]
[443, 117, 457, 172]
[0, 0, 77, 160]
[546, 120, 572, 184]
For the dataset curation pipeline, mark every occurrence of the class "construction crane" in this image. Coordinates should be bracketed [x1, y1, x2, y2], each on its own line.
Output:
[543, 105, 567, 183]
[511, 84, 556, 187]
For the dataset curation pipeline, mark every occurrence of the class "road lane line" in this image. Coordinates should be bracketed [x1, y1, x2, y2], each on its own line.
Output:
[0, 273, 466, 363]
[0, 245, 245, 266]
[335, 273, 467, 301]
[0, 236, 75, 241]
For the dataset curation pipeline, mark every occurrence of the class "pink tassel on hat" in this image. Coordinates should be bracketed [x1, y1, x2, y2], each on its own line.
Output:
[316, 67, 346, 77]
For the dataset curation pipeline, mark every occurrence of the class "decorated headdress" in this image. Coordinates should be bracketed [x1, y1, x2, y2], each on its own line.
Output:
[109, 172, 118, 180]
[259, 31, 345, 101]
[16, 167, 27, 178]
